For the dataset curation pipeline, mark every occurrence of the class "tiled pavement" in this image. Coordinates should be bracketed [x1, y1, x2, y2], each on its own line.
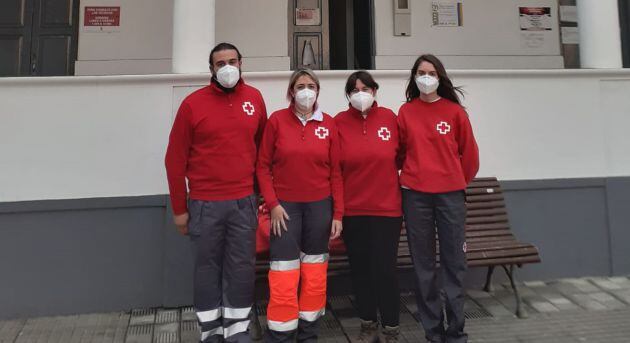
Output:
[2, 276, 630, 343]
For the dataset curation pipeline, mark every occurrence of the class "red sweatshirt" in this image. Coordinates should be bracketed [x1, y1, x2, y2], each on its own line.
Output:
[256, 107, 344, 220]
[398, 97, 479, 193]
[165, 80, 267, 215]
[335, 103, 402, 217]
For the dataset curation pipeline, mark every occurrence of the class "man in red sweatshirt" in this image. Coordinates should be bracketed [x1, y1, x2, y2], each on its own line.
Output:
[165, 42, 267, 343]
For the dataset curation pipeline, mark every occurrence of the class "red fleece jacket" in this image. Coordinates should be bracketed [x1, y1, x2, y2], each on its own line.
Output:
[398, 97, 479, 193]
[165, 80, 267, 215]
[335, 103, 402, 217]
[256, 107, 344, 220]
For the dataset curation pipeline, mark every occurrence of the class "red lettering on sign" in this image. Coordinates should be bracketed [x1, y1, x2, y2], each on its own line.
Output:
[84, 7, 120, 27]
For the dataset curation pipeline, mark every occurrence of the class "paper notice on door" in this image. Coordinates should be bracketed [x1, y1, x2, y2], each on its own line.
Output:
[519, 7, 552, 31]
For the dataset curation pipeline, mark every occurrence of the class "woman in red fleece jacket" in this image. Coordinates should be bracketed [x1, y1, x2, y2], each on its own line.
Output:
[256, 68, 343, 342]
[398, 54, 479, 343]
[334, 71, 402, 343]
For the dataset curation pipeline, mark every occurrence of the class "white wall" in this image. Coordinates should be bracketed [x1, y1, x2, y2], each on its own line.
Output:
[1, 69, 630, 202]
[374, 0, 564, 69]
[76, 0, 174, 75]
[76, 0, 290, 75]
[215, 0, 290, 71]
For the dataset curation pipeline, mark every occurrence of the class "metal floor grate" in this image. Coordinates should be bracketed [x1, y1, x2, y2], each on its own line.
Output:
[464, 307, 493, 319]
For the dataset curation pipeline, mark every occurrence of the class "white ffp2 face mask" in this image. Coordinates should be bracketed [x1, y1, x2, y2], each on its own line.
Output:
[216, 65, 240, 89]
[295, 88, 317, 110]
[349, 91, 375, 112]
[415, 75, 440, 94]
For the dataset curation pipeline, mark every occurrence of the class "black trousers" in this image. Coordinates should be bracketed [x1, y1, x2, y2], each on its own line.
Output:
[402, 189, 468, 343]
[342, 216, 403, 327]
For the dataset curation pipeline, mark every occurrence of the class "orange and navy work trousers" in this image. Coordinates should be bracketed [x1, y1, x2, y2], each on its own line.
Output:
[265, 197, 332, 343]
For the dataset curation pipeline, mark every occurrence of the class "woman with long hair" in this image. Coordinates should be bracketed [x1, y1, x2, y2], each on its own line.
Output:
[256, 68, 344, 343]
[398, 54, 479, 343]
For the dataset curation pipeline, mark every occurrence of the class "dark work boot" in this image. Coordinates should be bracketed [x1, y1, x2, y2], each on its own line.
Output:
[380, 325, 400, 343]
[350, 320, 379, 343]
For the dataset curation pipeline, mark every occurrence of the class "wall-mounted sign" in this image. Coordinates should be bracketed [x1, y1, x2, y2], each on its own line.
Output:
[83, 6, 120, 32]
[431, 2, 463, 27]
[519, 7, 552, 31]
[296, 8, 321, 26]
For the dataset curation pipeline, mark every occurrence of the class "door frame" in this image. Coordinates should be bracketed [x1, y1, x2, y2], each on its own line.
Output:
[620, 0, 630, 68]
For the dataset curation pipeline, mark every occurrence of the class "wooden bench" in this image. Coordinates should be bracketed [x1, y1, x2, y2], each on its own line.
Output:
[254, 177, 541, 319]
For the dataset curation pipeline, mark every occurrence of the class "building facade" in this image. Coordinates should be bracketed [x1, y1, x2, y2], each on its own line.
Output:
[2, 0, 629, 77]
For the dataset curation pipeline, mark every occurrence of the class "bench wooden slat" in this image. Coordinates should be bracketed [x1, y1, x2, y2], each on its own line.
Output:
[468, 255, 541, 267]
[465, 188, 502, 196]
[466, 246, 539, 260]
[466, 214, 509, 225]
[466, 180, 500, 189]
[465, 229, 514, 238]
[466, 200, 506, 210]
[465, 194, 505, 202]
[466, 208, 507, 217]
[466, 222, 510, 231]
[466, 236, 518, 244]
[469, 177, 498, 183]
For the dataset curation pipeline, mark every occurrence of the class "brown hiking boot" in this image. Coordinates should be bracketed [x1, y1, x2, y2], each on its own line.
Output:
[380, 325, 400, 343]
[350, 320, 379, 343]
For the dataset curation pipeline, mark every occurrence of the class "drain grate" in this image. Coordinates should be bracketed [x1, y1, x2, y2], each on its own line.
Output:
[464, 307, 493, 319]
[130, 308, 156, 326]
[126, 324, 153, 343]
[156, 309, 179, 324]
[181, 306, 196, 322]
[153, 331, 178, 343]
[180, 321, 199, 343]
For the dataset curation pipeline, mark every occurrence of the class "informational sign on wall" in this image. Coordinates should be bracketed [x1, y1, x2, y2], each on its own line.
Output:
[296, 8, 321, 26]
[431, 2, 463, 27]
[519, 7, 552, 31]
[83, 6, 121, 32]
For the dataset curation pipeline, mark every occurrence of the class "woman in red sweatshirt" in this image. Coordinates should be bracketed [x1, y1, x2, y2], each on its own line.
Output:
[398, 54, 479, 343]
[334, 71, 402, 343]
[256, 68, 343, 343]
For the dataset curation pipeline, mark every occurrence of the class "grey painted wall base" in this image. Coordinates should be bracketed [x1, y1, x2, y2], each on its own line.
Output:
[1, 176, 629, 319]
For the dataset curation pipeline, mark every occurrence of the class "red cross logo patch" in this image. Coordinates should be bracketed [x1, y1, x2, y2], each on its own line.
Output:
[315, 126, 329, 139]
[242, 101, 255, 116]
[437, 121, 451, 135]
[378, 127, 391, 141]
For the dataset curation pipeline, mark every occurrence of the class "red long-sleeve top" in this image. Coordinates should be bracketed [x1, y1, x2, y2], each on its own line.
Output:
[398, 97, 479, 193]
[165, 80, 267, 215]
[256, 107, 344, 220]
[335, 103, 402, 217]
